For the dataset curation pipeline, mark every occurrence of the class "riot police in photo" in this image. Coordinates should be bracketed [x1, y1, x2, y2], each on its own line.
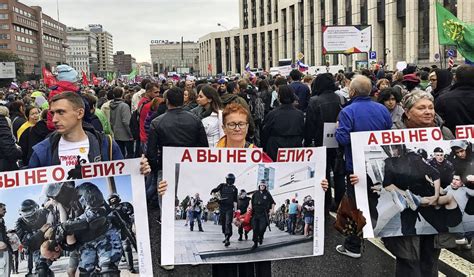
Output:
[0, 203, 12, 277]
[237, 189, 251, 241]
[250, 179, 275, 251]
[188, 193, 204, 232]
[429, 147, 454, 189]
[15, 199, 54, 277]
[449, 140, 474, 215]
[108, 193, 137, 273]
[45, 182, 123, 276]
[211, 173, 238, 247]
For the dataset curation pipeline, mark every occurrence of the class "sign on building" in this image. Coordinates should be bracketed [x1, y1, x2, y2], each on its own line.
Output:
[0, 62, 16, 79]
[322, 25, 372, 54]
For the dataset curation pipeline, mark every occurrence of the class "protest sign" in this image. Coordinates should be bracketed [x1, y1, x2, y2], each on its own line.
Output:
[161, 147, 326, 265]
[323, 123, 338, 148]
[352, 128, 474, 238]
[0, 159, 153, 276]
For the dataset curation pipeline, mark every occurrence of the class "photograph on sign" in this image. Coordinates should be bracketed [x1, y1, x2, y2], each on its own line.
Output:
[323, 123, 338, 149]
[322, 25, 372, 54]
[161, 147, 326, 265]
[0, 159, 153, 276]
[351, 129, 474, 238]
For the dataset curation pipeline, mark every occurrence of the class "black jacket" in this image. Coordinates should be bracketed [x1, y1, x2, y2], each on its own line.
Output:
[146, 107, 209, 172]
[261, 104, 304, 161]
[435, 81, 474, 134]
[0, 115, 22, 171]
[305, 78, 342, 147]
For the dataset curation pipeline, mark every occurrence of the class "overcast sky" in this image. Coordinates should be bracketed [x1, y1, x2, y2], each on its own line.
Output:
[22, 0, 239, 63]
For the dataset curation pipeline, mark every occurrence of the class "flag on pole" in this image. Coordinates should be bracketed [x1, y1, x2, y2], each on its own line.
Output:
[436, 3, 474, 61]
[42, 67, 57, 87]
[81, 70, 89, 86]
[91, 73, 99, 86]
[245, 63, 251, 72]
[296, 60, 309, 72]
[129, 68, 137, 80]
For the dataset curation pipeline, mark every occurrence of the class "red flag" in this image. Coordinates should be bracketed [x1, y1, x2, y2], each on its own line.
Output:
[82, 70, 89, 86]
[42, 67, 57, 87]
[91, 73, 99, 86]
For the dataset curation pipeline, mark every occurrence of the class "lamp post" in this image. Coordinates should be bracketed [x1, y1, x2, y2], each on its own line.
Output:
[217, 23, 231, 75]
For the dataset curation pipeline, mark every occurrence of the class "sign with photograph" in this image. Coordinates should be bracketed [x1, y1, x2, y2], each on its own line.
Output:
[161, 147, 327, 265]
[0, 159, 153, 276]
[322, 25, 372, 54]
[0, 62, 16, 79]
[352, 128, 474, 238]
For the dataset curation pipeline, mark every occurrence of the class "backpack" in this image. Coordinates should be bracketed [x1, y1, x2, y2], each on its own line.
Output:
[129, 99, 150, 140]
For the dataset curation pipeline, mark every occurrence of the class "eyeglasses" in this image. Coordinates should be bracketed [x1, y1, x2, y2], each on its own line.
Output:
[225, 122, 248, 130]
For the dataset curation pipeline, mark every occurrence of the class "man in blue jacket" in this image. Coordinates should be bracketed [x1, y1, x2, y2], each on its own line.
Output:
[335, 75, 392, 258]
[289, 69, 311, 112]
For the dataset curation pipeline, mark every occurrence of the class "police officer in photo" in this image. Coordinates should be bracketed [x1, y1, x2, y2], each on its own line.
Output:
[15, 199, 53, 277]
[108, 193, 137, 274]
[0, 203, 12, 277]
[429, 147, 454, 189]
[211, 173, 238, 247]
[237, 189, 251, 241]
[250, 179, 275, 251]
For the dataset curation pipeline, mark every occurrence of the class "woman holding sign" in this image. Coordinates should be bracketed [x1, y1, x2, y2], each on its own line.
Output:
[382, 90, 456, 277]
[159, 103, 328, 276]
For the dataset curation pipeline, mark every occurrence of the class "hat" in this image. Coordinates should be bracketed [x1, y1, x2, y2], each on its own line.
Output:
[56, 64, 78, 83]
[31, 91, 43, 98]
[450, 140, 469, 150]
[217, 78, 228, 84]
[402, 73, 420, 84]
[433, 147, 443, 153]
[186, 75, 196, 82]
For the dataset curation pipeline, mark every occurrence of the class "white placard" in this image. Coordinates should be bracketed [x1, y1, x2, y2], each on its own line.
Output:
[323, 123, 338, 148]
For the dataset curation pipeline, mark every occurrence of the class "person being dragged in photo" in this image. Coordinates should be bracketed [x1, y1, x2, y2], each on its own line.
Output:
[441, 174, 474, 248]
[382, 144, 461, 235]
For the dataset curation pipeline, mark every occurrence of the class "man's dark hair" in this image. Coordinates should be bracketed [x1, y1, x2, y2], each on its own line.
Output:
[0, 203, 5, 208]
[145, 82, 160, 92]
[83, 93, 97, 109]
[274, 76, 288, 87]
[344, 72, 355, 81]
[106, 90, 115, 100]
[112, 87, 123, 99]
[290, 69, 302, 81]
[166, 87, 184, 107]
[455, 64, 474, 84]
[140, 78, 152, 89]
[50, 91, 85, 109]
[226, 81, 236, 93]
[277, 85, 296, 104]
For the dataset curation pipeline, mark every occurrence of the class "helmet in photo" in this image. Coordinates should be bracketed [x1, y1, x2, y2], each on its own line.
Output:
[75, 182, 105, 209]
[226, 173, 236, 185]
[45, 181, 76, 206]
[450, 140, 469, 150]
[19, 199, 39, 223]
[416, 148, 428, 160]
[107, 193, 121, 206]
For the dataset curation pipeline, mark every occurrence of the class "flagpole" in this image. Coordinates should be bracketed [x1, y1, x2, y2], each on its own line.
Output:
[435, 2, 443, 69]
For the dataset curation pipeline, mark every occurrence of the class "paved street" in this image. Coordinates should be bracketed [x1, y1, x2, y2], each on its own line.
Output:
[12, 251, 140, 276]
[175, 219, 313, 264]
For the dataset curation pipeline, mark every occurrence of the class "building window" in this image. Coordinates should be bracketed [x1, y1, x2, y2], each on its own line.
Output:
[332, 0, 338, 25]
[267, 0, 272, 24]
[346, 0, 352, 25]
[377, 0, 385, 22]
[260, 0, 264, 26]
[418, 0, 429, 59]
[443, 0, 457, 16]
[251, 0, 257, 28]
[0, 4, 7, 9]
[397, 0, 406, 18]
[0, 33, 9, 39]
[0, 24, 8, 29]
[0, 43, 8, 48]
[0, 14, 8, 19]
[361, 0, 368, 25]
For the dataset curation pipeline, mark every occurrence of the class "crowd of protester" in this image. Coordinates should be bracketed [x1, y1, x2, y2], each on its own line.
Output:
[0, 62, 473, 276]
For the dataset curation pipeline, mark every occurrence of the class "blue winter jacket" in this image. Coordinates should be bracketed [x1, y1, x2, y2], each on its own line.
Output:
[28, 129, 123, 168]
[335, 96, 392, 172]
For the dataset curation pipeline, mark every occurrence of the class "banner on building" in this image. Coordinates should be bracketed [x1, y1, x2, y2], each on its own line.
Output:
[322, 25, 372, 54]
[352, 128, 474, 238]
[0, 159, 153, 276]
[161, 147, 327, 265]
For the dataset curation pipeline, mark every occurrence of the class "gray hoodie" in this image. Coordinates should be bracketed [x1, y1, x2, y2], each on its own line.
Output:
[110, 99, 132, 141]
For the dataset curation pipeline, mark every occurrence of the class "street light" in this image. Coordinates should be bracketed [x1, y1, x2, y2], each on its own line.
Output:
[217, 23, 231, 75]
